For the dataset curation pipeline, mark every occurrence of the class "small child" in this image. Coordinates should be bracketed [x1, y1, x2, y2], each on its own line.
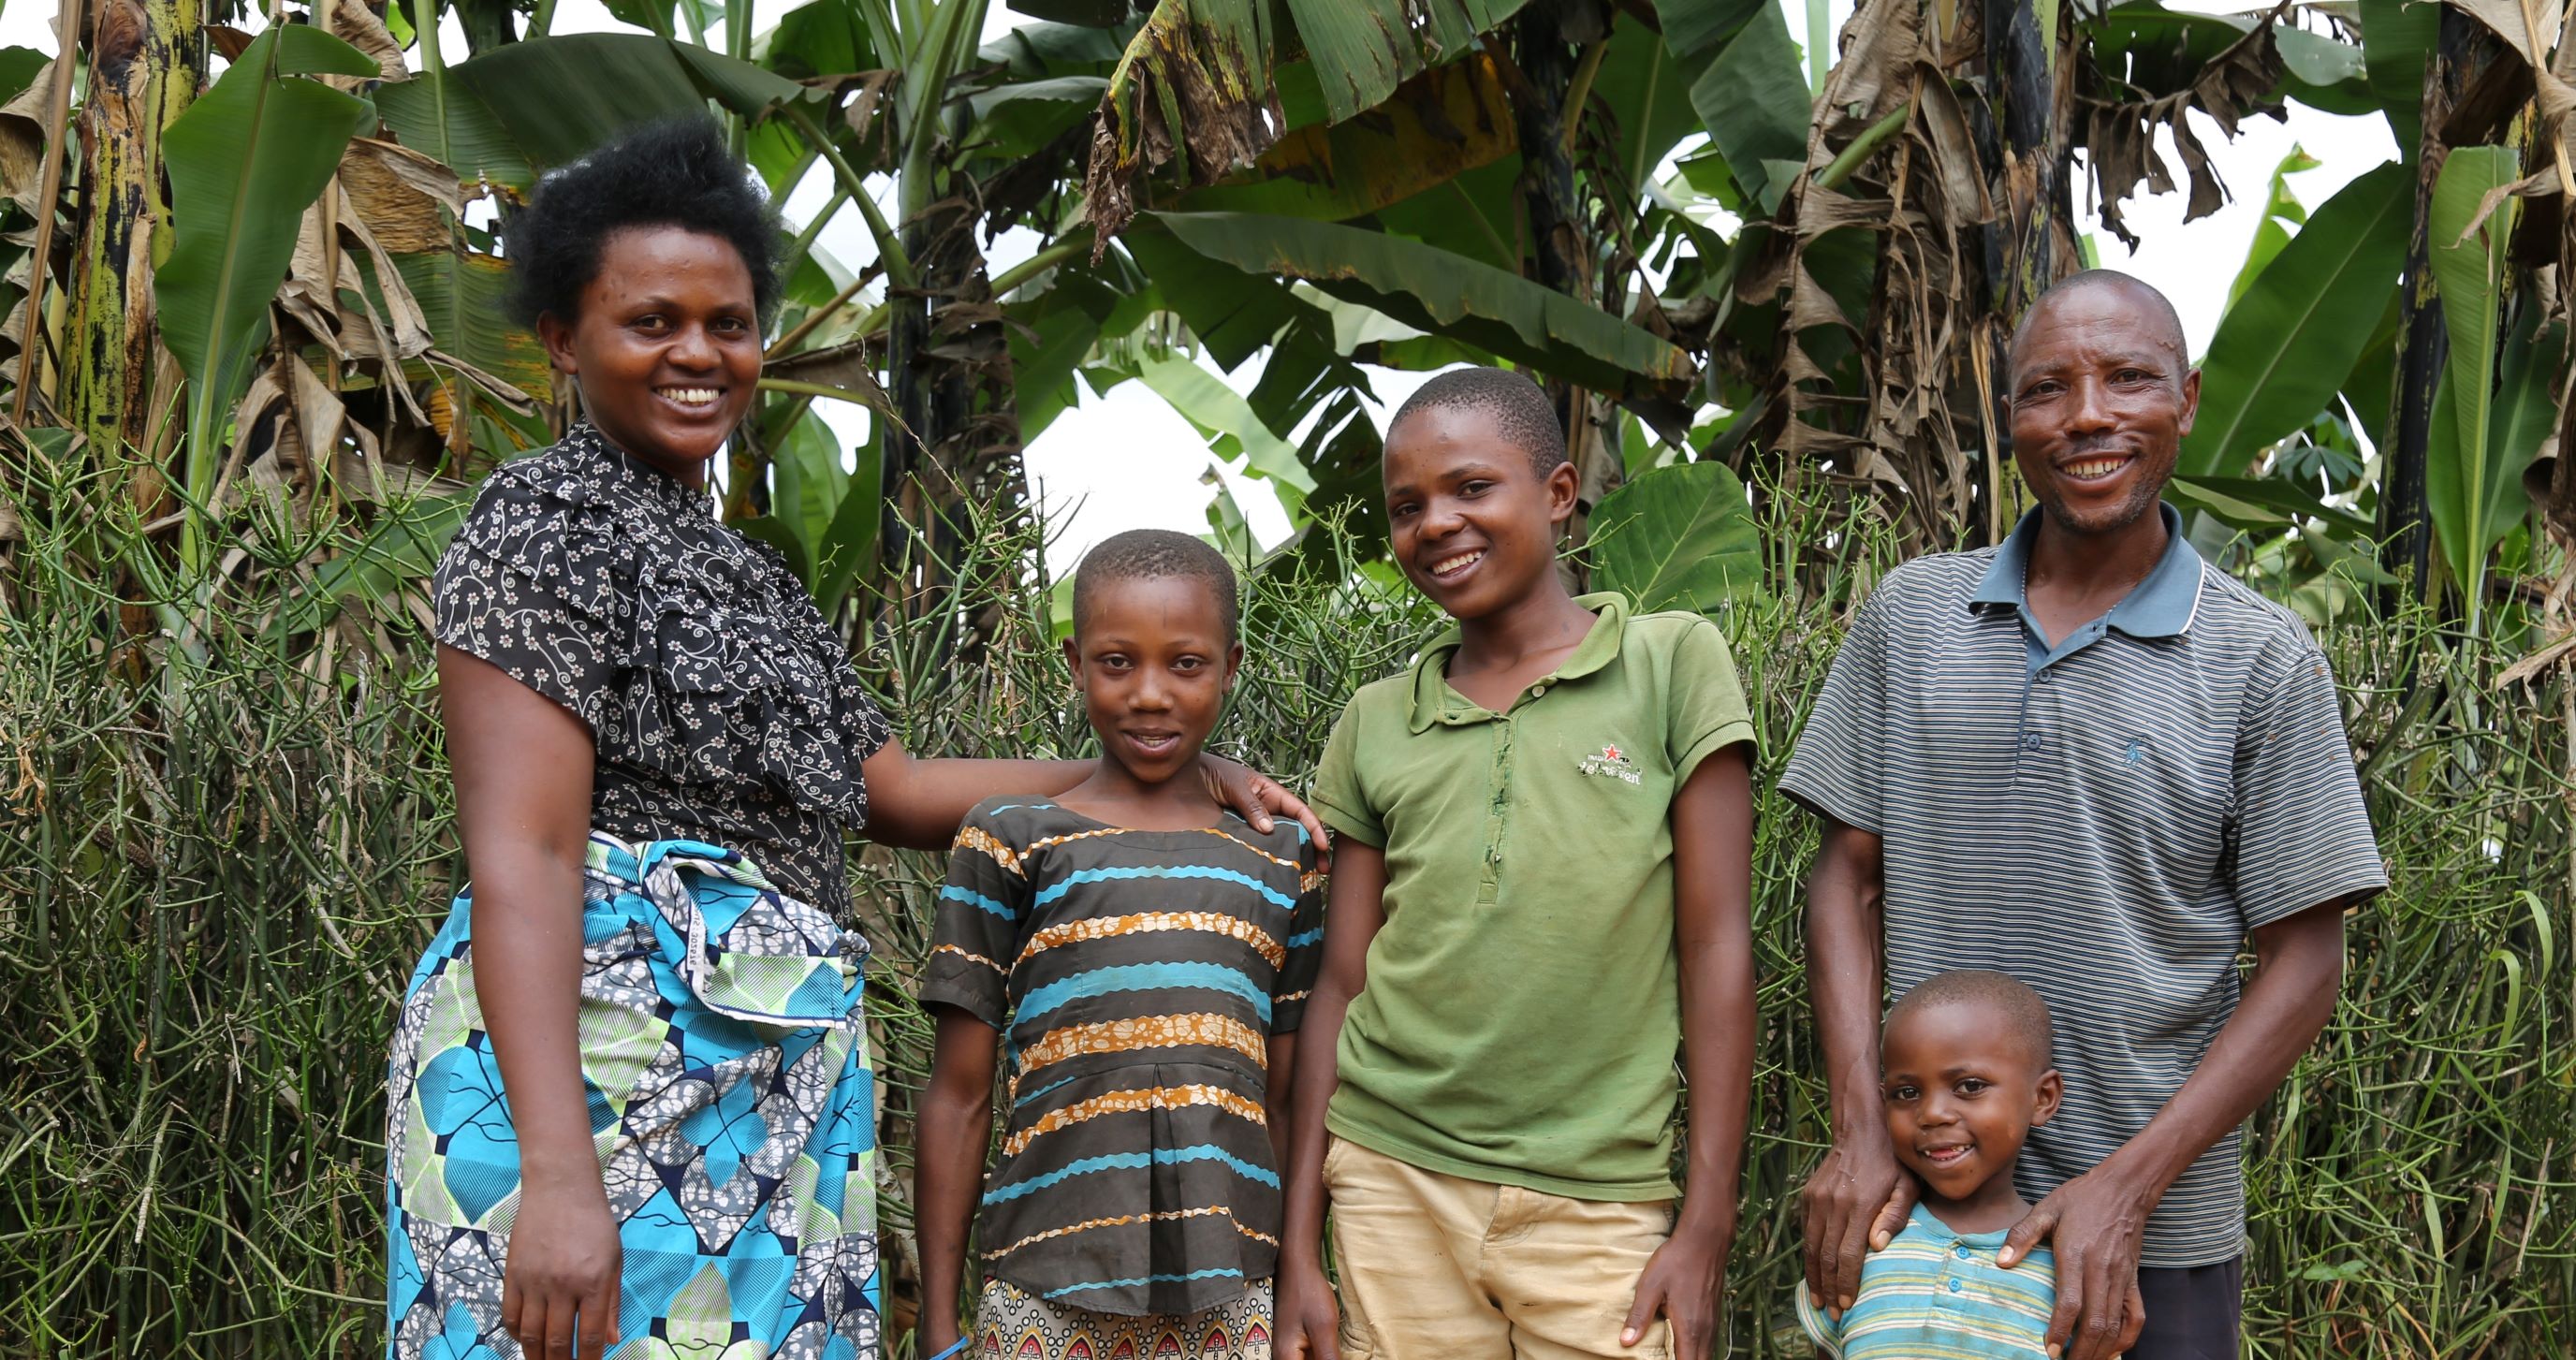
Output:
[914, 529, 1319, 1360]
[1797, 970, 2064, 1359]
[1277, 367, 1759, 1360]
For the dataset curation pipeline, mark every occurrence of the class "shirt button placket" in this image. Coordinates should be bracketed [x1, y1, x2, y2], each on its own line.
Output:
[1481, 721, 1509, 905]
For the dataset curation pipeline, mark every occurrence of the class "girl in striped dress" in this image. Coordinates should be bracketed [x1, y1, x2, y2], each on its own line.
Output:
[914, 531, 1323, 1360]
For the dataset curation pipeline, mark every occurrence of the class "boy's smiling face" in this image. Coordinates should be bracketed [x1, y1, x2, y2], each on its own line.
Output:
[1382, 404, 1578, 622]
[1881, 1000, 2062, 1209]
[1061, 574, 1241, 786]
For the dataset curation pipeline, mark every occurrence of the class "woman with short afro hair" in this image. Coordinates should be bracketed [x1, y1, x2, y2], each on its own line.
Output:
[384, 118, 1325, 1360]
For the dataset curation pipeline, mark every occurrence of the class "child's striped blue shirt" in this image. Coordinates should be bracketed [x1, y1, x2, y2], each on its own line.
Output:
[1797, 1205, 2057, 1359]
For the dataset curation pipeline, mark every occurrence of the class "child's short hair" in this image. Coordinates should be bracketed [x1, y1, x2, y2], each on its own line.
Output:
[1888, 969, 2056, 1069]
[1388, 366, 1569, 475]
[1072, 529, 1240, 643]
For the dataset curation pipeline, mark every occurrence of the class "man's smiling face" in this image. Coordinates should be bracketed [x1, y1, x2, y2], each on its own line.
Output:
[2005, 277, 2200, 538]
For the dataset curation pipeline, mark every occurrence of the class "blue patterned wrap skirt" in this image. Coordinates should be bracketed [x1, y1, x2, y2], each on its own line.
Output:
[386, 835, 880, 1360]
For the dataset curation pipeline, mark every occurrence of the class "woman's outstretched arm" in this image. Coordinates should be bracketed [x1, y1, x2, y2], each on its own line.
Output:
[858, 738, 1325, 850]
[438, 646, 623, 1360]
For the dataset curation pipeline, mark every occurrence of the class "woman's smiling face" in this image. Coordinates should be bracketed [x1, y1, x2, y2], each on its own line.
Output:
[538, 226, 762, 485]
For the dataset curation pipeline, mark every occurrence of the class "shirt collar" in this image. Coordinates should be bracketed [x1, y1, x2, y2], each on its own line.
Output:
[1405, 592, 1631, 733]
[564, 421, 714, 517]
[1969, 502, 2204, 640]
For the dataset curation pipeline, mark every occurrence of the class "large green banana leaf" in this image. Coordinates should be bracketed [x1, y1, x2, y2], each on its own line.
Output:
[374, 34, 821, 192]
[389, 250, 551, 402]
[2424, 144, 2521, 617]
[2179, 161, 2410, 476]
[2096, 3, 2376, 115]
[1125, 229, 1317, 370]
[1149, 212, 1693, 397]
[1588, 459, 1764, 616]
[1177, 55, 1517, 223]
[1094, 0, 1530, 202]
[2359, 0, 2437, 149]
[2226, 144, 2320, 309]
[1650, 0, 1769, 60]
[1137, 353, 1317, 496]
[156, 26, 377, 532]
[2425, 309, 2565, 600]
[1687, 1, 1808, 212]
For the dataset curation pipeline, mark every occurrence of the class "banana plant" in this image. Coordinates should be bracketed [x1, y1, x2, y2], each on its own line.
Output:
[154, 25, 378, 582]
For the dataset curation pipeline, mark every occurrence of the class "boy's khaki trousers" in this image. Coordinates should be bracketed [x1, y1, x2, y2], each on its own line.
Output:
[1324, 1135, 1676, 1360]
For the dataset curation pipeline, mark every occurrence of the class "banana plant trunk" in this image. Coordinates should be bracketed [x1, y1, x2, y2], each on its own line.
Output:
[63, 0, 202, 463]
[1511, 0, 1620, 581]
[2380, 7, 2510, 608]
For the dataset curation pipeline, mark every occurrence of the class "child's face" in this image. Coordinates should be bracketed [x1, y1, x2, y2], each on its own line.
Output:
[1880, 1002, 2061, 1205]
[1382, 405, 1578, 622]
[1061, 575, 1241, 786]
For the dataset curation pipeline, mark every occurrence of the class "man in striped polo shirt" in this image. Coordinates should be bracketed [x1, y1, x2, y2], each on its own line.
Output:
[1782, 271, 2386, 1360]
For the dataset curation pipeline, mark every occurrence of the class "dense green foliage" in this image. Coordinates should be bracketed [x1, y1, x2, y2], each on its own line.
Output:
[4, 453, 2568, 1355]
[1, 0, 2571, 1354]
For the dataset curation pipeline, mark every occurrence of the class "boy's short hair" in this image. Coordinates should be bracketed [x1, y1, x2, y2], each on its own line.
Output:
[1387, 367, 1570, 475]
[1888, 969, 2056, 1070]
[1072, 529, 1240, 643]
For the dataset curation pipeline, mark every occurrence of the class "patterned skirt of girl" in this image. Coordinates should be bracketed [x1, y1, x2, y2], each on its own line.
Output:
[385, 836, 879, 1360]
[973, 1277, 1274, 1360]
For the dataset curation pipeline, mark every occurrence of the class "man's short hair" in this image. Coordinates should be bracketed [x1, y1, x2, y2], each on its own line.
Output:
[1387, 366, 1570, 475]
[1071, 529, 1239, 643]
[2008, 269, 2188, 376]
[1887, 969, 2057, 1071]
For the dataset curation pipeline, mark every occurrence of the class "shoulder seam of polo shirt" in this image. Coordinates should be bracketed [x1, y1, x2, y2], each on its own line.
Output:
[1308, 592, 1755, 1199]
[1778, 505, 2386, 1266]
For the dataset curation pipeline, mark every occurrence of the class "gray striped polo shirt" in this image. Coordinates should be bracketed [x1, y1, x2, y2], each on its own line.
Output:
[1781, 504, 2386, 1266]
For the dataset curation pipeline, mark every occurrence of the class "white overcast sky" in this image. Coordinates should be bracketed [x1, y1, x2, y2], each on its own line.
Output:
[2, 0, 2396, 570]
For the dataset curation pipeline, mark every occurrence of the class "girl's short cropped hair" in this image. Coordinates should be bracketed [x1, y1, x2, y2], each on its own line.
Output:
[1387, 366, 1569, 474]
[1073, 530, 1240, 644]
[504, 117, 784, 329]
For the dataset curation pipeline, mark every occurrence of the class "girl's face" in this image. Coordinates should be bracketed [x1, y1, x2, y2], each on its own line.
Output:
[1061, 576, 1241, 788]
[538, 226, 762, 486]
[1381, 405, 1578, 622]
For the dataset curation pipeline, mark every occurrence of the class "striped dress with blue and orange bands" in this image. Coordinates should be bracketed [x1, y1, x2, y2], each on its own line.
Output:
[918, 797, 1324, 1318]
[1795, 1205, 2057, 1358]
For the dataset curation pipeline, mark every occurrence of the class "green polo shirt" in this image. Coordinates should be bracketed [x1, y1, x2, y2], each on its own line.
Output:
[1310, 592, 1755, 1199]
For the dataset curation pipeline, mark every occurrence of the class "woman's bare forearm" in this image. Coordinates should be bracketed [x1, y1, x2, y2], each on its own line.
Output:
[438, 647, 608, 1183]
[858, 742, 1088, 850]
[473, 854, 602, 1179]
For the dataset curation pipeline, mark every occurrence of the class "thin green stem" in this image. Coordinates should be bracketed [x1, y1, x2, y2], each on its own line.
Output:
[1807, 0, 1831, 90]
[783, 184, 850, 277]
[988, 234, 1090, 297]
[783, 102, 915, 288]
[758, 375, 887, 405]
[1815, 106, 1909, 191]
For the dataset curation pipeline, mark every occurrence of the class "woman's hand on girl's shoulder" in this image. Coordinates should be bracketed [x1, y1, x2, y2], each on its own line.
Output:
[1197, 754, 1330, 856]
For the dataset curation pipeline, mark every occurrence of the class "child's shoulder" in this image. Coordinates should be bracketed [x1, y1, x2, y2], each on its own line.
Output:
[1337, 667, 1415, 721]
[958, 796, 1076, 839]
[1621, 607, 1729, 651]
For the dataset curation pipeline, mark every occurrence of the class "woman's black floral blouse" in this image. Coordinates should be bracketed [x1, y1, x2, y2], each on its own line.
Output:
[431, 423, 893, 910]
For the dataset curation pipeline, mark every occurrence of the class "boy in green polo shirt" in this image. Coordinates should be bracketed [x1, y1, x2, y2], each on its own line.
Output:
[1275, 368, 1758, 1360]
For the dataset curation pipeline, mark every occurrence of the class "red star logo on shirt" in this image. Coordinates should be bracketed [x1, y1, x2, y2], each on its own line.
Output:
[1603, 744, 1623, 761]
